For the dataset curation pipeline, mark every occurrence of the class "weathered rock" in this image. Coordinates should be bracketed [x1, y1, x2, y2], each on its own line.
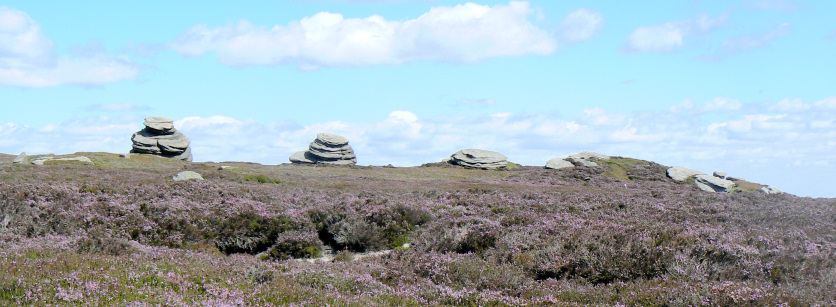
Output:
[567, 151, 611, 161]
[12, 152, 27, 164]
[726, 176, 743, 182]
[130, 116, 192, 161]
[667, 166, 705, 182]
[144, 116, 175, 135]
[448, 149, 508, 170]
[713, 171, 727, 179]
[545, 158, 574, 170]
[173, 171, 203, 181]
[695, 174, 735, 192]
[760, 186, 782, 195]
[290, 133, 357, 165]
[218, 166, 236, 170]
[50, 156, 94, 166]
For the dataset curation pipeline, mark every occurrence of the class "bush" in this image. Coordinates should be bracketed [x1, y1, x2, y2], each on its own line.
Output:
[214, 213, 298, 255]
[267, 230, 322, 260]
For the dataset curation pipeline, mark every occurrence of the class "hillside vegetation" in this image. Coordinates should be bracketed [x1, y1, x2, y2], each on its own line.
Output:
[1, 153, 834, 306]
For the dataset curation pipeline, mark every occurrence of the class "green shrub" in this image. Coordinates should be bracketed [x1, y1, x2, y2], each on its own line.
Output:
[244, 174, 283, 184]
[214, 213, 297, 255]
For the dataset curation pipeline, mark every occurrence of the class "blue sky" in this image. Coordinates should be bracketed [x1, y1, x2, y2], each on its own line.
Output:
[1, 0, 835, 197]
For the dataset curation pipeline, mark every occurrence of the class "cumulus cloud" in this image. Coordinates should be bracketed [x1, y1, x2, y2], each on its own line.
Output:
[169, 1, 556, 67]
[0, 7, 138, 87]
[3, 97, 836, 197]
[558, 8, 604, 43]
[622, 13, 727, 53]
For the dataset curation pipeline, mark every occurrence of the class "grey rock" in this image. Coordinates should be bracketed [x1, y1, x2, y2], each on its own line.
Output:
[448, 149, 508, 170]
[545, 158, 574, 170]
[695, 174, 735, 192]
[315, 132, 349, 147]
[574, 159, 599, 167]
[289, 151, 315, 164]
[760, 186, 782, 195]
[130, 116, 192, 161]
[30, 157, 53, 165]
[54, 156, 94, 166]
[726, 176, 744, 182]
[713, 171, 727, 179]
[667, 166, 705, 182]
[173, 171, 203, 181]
[120, 153, 131, 159]
[12, 152, 27, 164]
[567, 151, 610, 161]
[144, 116, 175, 135]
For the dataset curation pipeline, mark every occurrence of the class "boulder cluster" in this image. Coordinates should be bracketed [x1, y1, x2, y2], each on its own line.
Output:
[667, 166, 735, 192]
[130, 117, 192, 162]
[447, 149, 508, 170]
[290, 133, 357, 165]
[545, 151, 610, 169]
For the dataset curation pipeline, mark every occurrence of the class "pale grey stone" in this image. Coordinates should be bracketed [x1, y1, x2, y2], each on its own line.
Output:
[173, 171, 203, 181]
[545, 158, 574, 170]
[144, 116, 175, 135]
[53, 156, 94, 166]
[315, 132, 349, 146]
[695, 174, 735, 192]
[449, 149, 508, 170]
[157, 132, 190, 153]
[713, 171, 727, 179]
[289, 151, 315, 164]
[30, 157, 53, 165]
[12, 152, 27, 164]
[131, 131, 161, 154]
[760, 186, 782, 195]
[726, 176, 744, 182]
[218, 165, 236, 170]
[667, 166, 706, 182]
[567, 151, 610, 161]
[120, 153, 130, 159]
[167, 147, 192, 162]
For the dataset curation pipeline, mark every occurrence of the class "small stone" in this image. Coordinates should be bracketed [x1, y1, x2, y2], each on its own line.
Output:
[713, 171, 727, 179]
[12, 152, 28, 164]
[173, 171, 203, 181]
[218, 166, 235, 170]
[120, 153, 131, 159]
[667, 166, 705, 182]
[544, 158, 574, 170]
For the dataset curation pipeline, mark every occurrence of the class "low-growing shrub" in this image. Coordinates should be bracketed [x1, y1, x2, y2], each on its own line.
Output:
[243, 174, 283, 184]
[267, 230, 322, 260]
[214, 213, 299, 255]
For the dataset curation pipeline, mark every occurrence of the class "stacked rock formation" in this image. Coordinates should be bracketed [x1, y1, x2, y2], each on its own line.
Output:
[447, 149, 507, 170]
[289, 133, 357, 165]
[130, 116, 192, 162]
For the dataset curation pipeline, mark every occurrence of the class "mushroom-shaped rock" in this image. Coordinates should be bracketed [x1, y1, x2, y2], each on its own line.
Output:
[289, 133, 357, 165]
[545, 158, 574, 170]
[448, 149, 508, 170]
[173, 171, 203, 181]
[130, 116, 193, 162]
[694, 174, 735, 192]
[667, 166, 705, 182]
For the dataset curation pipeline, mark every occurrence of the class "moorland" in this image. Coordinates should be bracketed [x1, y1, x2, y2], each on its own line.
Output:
[0, 152, 834, 306]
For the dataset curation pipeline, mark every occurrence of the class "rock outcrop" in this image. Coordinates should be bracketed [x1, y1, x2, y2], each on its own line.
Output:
[667, 166, 705, 182]
[713, 171, 727, 179]
[290, 133, 357, 165]
[695, 174, 735, 192]
[760, 186, 782, 195]
[12, 152, 27, 164]
[173, 171, 203, 181]
[130, 117, 192, 162]
[448, 149, 507, 170]
[544, 158, 574, 170]
[28, 155, 94, 166]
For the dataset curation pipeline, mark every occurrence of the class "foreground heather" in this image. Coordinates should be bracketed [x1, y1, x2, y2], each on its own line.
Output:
[1, 153, 834, 306]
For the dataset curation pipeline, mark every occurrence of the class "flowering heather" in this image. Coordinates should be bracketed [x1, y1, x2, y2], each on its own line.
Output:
[0, 152, 834, 305]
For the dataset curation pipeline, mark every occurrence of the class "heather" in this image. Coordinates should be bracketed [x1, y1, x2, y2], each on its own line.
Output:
[0, 153, 834, 305]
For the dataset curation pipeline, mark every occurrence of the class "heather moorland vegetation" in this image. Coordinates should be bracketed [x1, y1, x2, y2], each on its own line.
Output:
[0, 152, 834, 306]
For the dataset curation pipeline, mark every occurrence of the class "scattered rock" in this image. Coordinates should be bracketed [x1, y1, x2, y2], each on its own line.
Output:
[120, 153, 131, 159]
[173, 171, 203, 181]
[448, 149, 507, 170]
[760, 186, 782, 195]
[544, 158, 574, 170]
[713, 171, 727, 179]
[695, 174, 735, 192]
[726, 176, 743, 182]
[130, 116, 192, 162]
[12, 152, 27, 164]
[667, 166, 706, 182]
[218, 166, 236, 170]
[289, 133, 357, 165]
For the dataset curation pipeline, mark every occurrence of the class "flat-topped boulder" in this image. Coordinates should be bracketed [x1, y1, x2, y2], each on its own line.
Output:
[173, 171, 203, 181]
[695, 174, 735, 192]
[130, 116, 192, 162]
[544, 158, 574, 170]
[448, 149, 507, 170]
[667, 166, 705, 182]
[290, 133, 357, 165]
[545, 151, 608, 169]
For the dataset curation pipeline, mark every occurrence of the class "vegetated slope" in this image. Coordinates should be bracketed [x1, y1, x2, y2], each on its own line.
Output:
[0, 153, 834, 306]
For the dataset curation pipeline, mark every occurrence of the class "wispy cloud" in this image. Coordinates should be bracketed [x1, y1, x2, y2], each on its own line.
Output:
[558, 8, 604, 43]
[622, 13, 727, 53]
[170, 1, 556, 68]
[0, 7, 138, 88]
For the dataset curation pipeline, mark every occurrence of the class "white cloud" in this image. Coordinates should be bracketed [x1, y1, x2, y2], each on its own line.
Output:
[558, 8, 604, 43]
[622, 14, 727, 53]
[0, 7, 138, 87]
[170, 1, 556, 67]
[3, 97, 836, 197]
